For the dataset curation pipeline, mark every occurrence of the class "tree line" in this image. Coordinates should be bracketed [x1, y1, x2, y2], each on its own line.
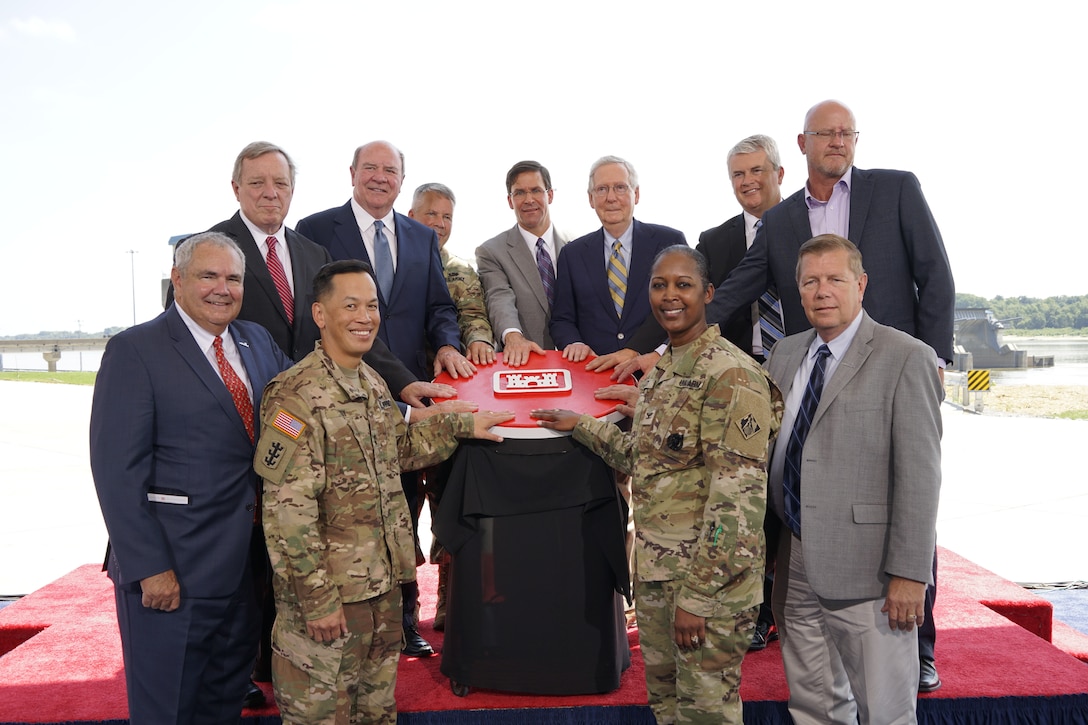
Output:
[956, 294, 1088, 331]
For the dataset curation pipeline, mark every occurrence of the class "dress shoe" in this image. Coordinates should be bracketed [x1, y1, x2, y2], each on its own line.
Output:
[402, 621, 435, 657]
[918, 656, 942, 692]
[748, 620, 778, 652]
[243, 680, 265, 709]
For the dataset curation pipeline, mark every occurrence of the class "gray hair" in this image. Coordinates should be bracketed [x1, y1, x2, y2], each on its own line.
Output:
[232, 142, 296, 186]
[588, 155, 639, 192]
[174, 232, 246, 275]
[727, 134, 782, 170]
[413, 182, 456, 207]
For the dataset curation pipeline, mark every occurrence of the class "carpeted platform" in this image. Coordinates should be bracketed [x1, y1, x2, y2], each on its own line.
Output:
[2, 547, 1088, 724]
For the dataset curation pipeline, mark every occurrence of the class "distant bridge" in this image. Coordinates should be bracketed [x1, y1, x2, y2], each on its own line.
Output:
[0, 338, 111, 372]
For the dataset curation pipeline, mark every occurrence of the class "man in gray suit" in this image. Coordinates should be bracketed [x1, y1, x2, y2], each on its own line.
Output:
[766, 235, 941, 724]
[476, 160, 569, 366]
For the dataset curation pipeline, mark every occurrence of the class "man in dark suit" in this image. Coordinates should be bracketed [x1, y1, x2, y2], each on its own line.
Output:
[296, 140, 475, 658]
[90, 232, 294, 723]
[476, 160, 570, 366]
[698, 134, 786, 359]
[549, 155, 686, 362]
[765, 235, 941, 723]
[697, 133, 787, 654]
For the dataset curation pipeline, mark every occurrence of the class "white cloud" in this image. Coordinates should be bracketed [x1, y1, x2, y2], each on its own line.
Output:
[9, 17, 75, 41]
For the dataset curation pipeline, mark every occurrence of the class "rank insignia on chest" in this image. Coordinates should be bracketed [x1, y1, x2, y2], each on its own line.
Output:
[271, 409, 306, 440]
[737, 413, 761, 440]
[378, 398, 393, 410]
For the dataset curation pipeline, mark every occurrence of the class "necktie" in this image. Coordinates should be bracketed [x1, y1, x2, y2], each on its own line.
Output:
[265, 236, 294, 325]
[213, 335, 254, 443]
[782, 344, 832, 536]
[752, 219, 784, 354]
[535, 238, 555, 308]
[373, 220, 394, 300]
[606, 239, 627, 318]
[757, 290, 785, 354]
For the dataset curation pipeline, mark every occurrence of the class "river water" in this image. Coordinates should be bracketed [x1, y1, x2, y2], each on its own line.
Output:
[4, 338, 1088, 386]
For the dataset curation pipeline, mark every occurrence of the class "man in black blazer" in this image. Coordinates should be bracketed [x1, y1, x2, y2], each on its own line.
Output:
[296, 140, 476, 658]
[697, 134, 786, 360]
[91, 233, 294, 723]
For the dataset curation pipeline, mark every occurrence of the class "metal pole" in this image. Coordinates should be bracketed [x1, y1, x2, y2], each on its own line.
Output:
[127, 250, 138, 326]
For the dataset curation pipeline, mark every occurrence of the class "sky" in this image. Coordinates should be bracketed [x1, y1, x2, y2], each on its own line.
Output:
[1, 0, 1084, 336]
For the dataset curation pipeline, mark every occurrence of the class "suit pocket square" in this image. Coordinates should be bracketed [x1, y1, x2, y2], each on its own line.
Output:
[852, 504, 888, 524]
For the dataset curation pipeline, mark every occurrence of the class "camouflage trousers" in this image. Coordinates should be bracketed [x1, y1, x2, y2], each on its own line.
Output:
[636, 579, 757, 725]
[271, 588, 402, 724]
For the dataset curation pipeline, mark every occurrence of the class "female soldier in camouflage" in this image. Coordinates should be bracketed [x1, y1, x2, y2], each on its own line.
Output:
[534, 245, 782, 724]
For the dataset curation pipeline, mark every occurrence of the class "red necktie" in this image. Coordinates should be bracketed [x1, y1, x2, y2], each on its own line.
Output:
[213, 335, 254, 443]
[265, 236, 294, 324]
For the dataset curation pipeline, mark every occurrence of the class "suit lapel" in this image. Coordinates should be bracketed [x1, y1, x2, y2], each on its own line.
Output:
[166, 308, 251, 443]
[586, 229, 614, 318]
[774, 331, 816, 402]
[623, 220, 654, 324]
[847, 167, 873, 248]
[284, 229, 311, 332]
[811, 312, 875, 429]
[231, 213, 289, 327]
[507, 226, 549, 311]
[230, 325, 262, 439]
[333, 202, 370, 267]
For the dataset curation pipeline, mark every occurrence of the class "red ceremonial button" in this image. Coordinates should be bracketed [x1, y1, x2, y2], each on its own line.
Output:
[432, 349, 636, 437]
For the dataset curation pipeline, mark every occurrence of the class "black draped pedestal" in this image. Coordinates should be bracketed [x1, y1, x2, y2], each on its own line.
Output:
[434, 436, 631, 695]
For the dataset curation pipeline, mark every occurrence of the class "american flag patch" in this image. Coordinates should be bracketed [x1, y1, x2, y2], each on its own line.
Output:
[271, 409, 306, 440]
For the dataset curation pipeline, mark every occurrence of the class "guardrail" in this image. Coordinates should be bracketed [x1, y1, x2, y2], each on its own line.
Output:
[0, 338, 111, 372]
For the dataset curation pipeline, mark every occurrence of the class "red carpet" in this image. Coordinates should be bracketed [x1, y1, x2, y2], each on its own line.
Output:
[2, 548, 1088, 723]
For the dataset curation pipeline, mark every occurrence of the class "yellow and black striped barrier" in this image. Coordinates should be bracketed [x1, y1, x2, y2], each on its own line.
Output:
[967, 369, 991, 392]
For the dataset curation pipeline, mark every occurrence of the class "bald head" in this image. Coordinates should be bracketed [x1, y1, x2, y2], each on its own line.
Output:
[798, 100, 859, 186]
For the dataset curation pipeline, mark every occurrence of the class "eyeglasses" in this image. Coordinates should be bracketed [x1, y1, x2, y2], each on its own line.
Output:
[591, 183, 632, 198]
[802, 130, 860, 142]
[509, 187, 549, 200]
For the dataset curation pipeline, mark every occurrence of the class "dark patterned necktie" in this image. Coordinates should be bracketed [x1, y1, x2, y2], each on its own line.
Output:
[535, 238, 555, 308]
[782, 344, 831, 536]
[753, 220, 784, 353]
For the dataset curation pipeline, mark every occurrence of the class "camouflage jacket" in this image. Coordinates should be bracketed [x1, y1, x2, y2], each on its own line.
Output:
[441, 248, 494, 350]
[574, 325, 783, 617]
[254, 343, 474, 621]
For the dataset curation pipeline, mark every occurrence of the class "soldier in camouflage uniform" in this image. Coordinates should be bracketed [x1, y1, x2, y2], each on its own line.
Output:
[535, 246, 783, 724]
[408, 182, 497, 630]
[254, 260, 511, 724]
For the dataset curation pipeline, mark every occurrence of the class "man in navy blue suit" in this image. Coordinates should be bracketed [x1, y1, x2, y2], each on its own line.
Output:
[296, 140, 475, 658]
[90, 232, 293, 723]
[549, 155, 686, 365]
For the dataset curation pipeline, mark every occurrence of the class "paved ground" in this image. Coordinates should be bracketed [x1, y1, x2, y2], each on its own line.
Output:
[1, 379, 1085, 597]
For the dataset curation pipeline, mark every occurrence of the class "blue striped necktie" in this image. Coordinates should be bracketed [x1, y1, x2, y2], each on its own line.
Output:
[783, 344, 831, 536]
[754, 220, 784, 353]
